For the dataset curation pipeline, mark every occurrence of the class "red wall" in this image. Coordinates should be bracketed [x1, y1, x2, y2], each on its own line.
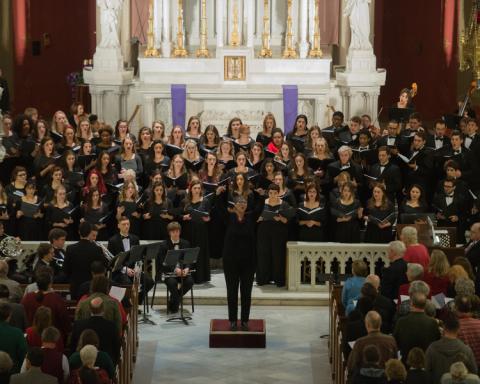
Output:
[375, 0, 459, 123]
[12, 0, 96, 117]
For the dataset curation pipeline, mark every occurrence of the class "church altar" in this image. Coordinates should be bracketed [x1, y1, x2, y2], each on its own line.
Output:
[84, 0, 386, 134]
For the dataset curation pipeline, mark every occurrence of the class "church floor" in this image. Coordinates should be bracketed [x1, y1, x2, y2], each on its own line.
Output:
[132, 306, 331, 384]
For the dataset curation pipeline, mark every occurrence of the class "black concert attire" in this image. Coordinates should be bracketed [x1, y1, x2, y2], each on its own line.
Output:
[286, 132, 307, 153]
[368, 161, 402, 204]
[426, 134, 451, 151]
[64, 239, 106, 299]
[14, 197, 44, 241]
[363, 203, 396, 244]
[256, 200, 291, 287]
[33, 154, 56, 190]
[297, 199, 327, 242]
[116, 199, 142, 236]
[142, 199, 173, 240]
[45, 202, 77, 240]
[180, 198, 212, 283]
[255, 133, 271, 148]
[432, 188, 468, 243]
[159, 238, 194, 312]
[330, 198, 361, 243]
[327, 161, 364, 189]
[163, 172, 189, 207]
[400, 146, 434, 200]
[81, 203, 111, 241]
[144, 156, 170, 176]
[223, 212, 256, 323]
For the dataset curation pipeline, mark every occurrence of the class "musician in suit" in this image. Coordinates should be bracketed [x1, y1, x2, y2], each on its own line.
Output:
[48, 228, 67, 271]
[158, 222, 193, 313]
[368, 146, 402, 204]
[337, 116, 361, 147]
[426, 120, 451, 150]
[432, 177, 468, 243]
[33, 244, 64, 282]
[465, 222, 480, 295]
[327, 146, 364, 189]
[107, 216, 153, 305]
[436, 131, 473, 181]
[64, 222, 106, 300]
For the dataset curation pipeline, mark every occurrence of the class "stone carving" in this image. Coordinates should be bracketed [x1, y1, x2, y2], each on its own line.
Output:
[97, 0, 124, 48]
[344, 0, 372, 51]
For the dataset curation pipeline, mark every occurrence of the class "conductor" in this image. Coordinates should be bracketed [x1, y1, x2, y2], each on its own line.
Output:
[159, 222, 194, 313]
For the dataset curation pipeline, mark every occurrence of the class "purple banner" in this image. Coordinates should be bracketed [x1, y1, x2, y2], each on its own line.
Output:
[171, 84, 186, 130]
[283, 85, 298, 134]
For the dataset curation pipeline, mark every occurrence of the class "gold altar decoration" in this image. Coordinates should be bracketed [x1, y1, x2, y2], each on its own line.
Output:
[230, 0, 241, 47]
[196, 0, 210, 57]
[259, 0, 272, 58]
[173, 0, 188, 57]
[224, 56, 246, 81]
[282, 0, 298, 58]
[460, 1, 480, 88]
[144, 0, 160, 57]
[309, 0, 323, 58]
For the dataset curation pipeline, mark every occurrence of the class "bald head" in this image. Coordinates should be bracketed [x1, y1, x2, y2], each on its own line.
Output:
[89, 297, 104, 315]
[0, 261, 7, 278]
[365, 310, 382, 332]
[470, 222, 480, 242]
[365, 274, 380, 291]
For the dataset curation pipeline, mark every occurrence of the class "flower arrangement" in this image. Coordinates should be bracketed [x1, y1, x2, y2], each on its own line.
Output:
[66, 71, 84, 101]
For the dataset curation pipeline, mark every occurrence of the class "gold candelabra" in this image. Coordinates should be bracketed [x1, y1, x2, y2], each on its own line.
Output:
[259, 0, 272, 58]
[144, 0, 160, 57]
[282, 0, 297, 58]
[230, 0, 240, 46]
[309, 0, 323, 58]
[173, 0, 188, 57]
[196, 0, 210, 57]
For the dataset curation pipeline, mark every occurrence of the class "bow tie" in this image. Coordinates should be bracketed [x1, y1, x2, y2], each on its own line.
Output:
[436, 137, 444, 141]
[388, 136, 396, 139]
[446, 194, 454, 198]
[121, 236, 129, 240]
[454, 150, 461, 155]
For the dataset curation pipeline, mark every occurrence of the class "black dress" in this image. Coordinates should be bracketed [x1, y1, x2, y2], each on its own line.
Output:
[255, 133, 271, 148]
[163, 172, 189, 208]
[256, 201, 291, 286]
[142, 199, 173, 240]
[117, 200, 142, 236]
[297, 201, 327, 242]
[82, 204, 110, 240]
[330, 199, 361, 243]
[33, 155, 55, 190]
[45, 202, 77, 240]
[364, 204, 395, 243]
[14, 198, 44, 240]
[223, 212, 256, 323]
[181, 198, 212, 284]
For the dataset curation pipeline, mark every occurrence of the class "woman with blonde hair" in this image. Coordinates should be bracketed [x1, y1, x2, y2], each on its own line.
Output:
[256, 113, 276, 147]
[423, 250, 450, 296]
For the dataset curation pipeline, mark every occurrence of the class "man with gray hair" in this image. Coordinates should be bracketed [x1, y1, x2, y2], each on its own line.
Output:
[326, 144, 363, 186]
[380, 241, 408, 301]
[346, 310, 398, 380]
[364, 275, 395, 333]
[398, 263, 424, 298]
[0, 261, 22, 303]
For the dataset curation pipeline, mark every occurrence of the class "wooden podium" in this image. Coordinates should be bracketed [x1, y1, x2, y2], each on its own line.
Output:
[396, 224, 463, 264]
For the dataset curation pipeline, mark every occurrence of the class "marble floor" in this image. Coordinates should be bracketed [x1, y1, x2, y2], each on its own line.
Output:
[132, 306, 331, 384]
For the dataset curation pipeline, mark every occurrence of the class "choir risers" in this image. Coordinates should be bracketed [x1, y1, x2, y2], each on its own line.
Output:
[286, 242, 389, 292]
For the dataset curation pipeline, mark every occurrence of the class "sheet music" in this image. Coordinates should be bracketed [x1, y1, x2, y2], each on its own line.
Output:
[109, 286, 126, 302]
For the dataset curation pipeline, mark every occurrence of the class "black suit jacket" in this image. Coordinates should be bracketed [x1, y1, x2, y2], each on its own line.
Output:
[158, 238, 190, 273]
[327, 160, 364, 187]
[369, 162, 402, 198]
[107, 233, 140, 256]
[402, 147, 434, 191]
[466, 241, 480, 272]
[432, 190, 467, 225]
[425, 134, 451, 151]
[70, 316, 120, 364]
[380, 258, 408, 301]
[64, 239, 106, 298]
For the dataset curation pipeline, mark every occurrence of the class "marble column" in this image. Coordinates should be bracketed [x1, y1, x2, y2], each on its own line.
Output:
[216, 0, 224, 48]
[299, 0, 309, 58]
[246, 0, 255, 48]
[153, 0, 162, 50]
[162, 0, 171, 57]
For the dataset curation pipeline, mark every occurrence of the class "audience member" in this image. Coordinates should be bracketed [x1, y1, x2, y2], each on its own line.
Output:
[0, 351, 12, 384]
[398, 263, 424, 301]
[9, 347, 57, 384]
[426, 312, 477, 384]
[401, 226, 430, 270]
[0, 284, 26, 331]
[364, 276, 396, 333]
[25, 306, 63, 351]
[423, 249, 450, 296]
[342, 260, 368, 315]
[0, 260, 22, 302]
[405, 347, 430, 384]
[0, 303, 26, 373]
[385, 358, 407, 383]
[351, 344, 387, 384]
[441, 361, 480, 384]
[456, 295, 480, 365]
[69, 345, 110, 384]
[381, 241, 408, 301]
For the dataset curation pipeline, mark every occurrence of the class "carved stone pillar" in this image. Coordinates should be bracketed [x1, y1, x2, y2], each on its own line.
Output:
[299, 0, 309, 58]
[162, 0, 171, 57]
[216, 0, 225, 49]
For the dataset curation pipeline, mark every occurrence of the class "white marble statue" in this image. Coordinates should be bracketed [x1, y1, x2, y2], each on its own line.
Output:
[97, 0, 123, 48]
[344, 0, 372, 50]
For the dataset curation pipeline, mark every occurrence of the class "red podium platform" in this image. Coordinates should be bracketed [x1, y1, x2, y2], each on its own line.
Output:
[209, 319, 266, 348]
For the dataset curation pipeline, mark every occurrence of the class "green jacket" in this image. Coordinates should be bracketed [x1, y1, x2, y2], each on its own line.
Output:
[0, 321, 27, 373]
[75, 293, 122, 335]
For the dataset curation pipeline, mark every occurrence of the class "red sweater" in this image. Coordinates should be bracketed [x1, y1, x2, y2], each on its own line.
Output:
[26, 327, 64, 352]
[423, 272, 450, 296]
[404, 244, 430, 270]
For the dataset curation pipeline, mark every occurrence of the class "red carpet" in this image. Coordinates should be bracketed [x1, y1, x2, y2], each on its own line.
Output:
[209, 319, 266, 348]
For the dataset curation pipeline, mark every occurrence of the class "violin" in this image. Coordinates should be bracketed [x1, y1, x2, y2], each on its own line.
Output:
[458, 80, 476, 117]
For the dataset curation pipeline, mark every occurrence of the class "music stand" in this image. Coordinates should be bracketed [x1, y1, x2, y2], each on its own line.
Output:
[164, 247, 199, 325]
[128, 242, 163, 325]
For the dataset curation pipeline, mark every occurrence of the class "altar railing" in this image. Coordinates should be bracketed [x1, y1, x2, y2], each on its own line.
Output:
[286, 242, 390, 292]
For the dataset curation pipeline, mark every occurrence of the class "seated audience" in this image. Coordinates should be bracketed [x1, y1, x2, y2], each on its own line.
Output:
[9, 347, 57, 384]
[364, 275, 396, 333]
[0, 260, 22, 302]
[398, 263, 424, 301]
[426, 312, 478, 384]
[69, 345, 111, 384]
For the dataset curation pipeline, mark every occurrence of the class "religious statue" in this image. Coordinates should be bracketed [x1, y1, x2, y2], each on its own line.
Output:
[344, 0, 372, 51]
[97, 0, 123, 48]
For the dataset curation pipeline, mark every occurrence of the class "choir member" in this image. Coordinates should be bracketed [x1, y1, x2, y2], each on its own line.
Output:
[308, 137, 334, 190]
[144, 140, 170, 176]
[114, 119, 136, 144]
[228, 151, 254, 180]
[426, 120, 450, 150]
[249, 143, 264, 173]
[95, 151, 118, 186]
[151, 120, 166, 142]
[297, 183, 327, 241]
[256, 158, 276, 194]
[367, 146, 402, 204]
[399, 184, 428, 218]
[0, 183, 13, 234]
[77, 141, 96, 174]
[143, 170, 163, 201]
[330, 181, 363, 243]
[256, 113, 276, 148]
[15, 180, 44, 240]
[116, 137, 143, 176]
[265, 128, 284, 156]
[33, 137, 58, 190]
[216, 139, 235, 171]
[45, 185, 76, 240]
[82, 169, 108, 201]
[50, 110, 68, 138]
[228, 172, 255, 212]
[437, 131, 473, 182]
[180, 179, 211, 283]
[116, 181, 142, 236]
[351, 129, 377, 172]
[136, 127, 153, 166]
[337, 116, 361, 147]
[322, 111, 346, 150]
[76, 118, 94, 142]
[5, 166, 27, 201]
[256, 183, 291, 287]
[288, 153, 312, 204]
[304, 125, 322, 156]
[225, 117, 242, 141]
[182, 139, 204, 174]
[166, 125, 185, 158]
[274, 142, 293, 173]
[185, 116, 202, 141]
[233, 125, 254, 154]
[222, 196, 256, 331]
[81, 187, 110, 240]
[68, 101, 87, 129]
[199, 124, 220, 156]
[41, 166, 67, 202]
[327, 145, 364, 189]
[198, 152, 224, 195]
[32, 119, 49, 147]
[273, 171, 297, 208]
[164, 155, 189, 206]
[95, 125, 119, 154]
[286, 114, 308, 153]
[57, 125, 81, 155]
[363, 184, 395, 243]
[142, 182, 173, 240]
